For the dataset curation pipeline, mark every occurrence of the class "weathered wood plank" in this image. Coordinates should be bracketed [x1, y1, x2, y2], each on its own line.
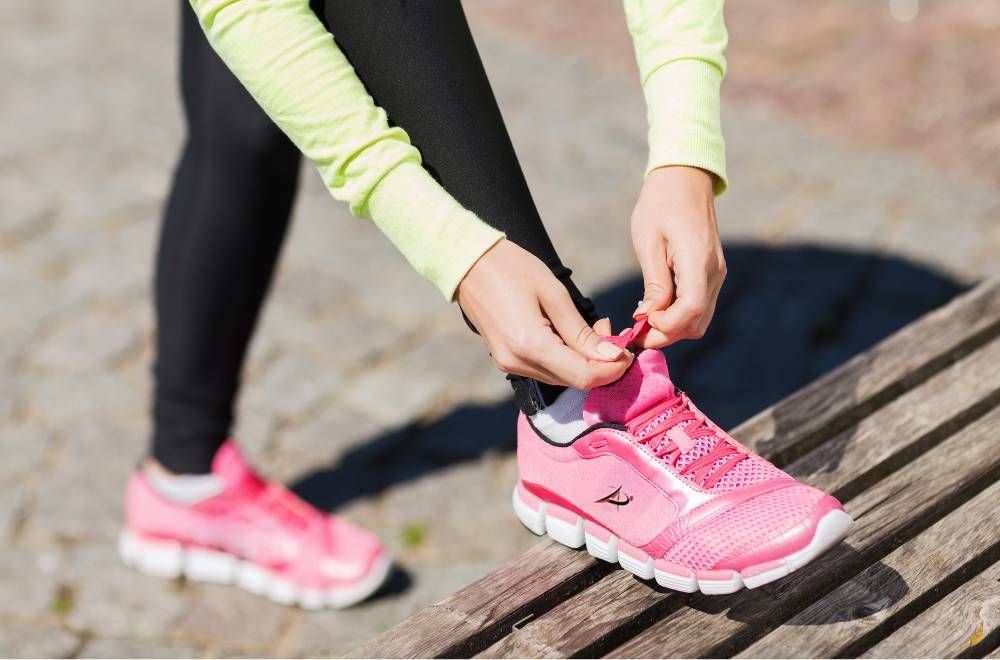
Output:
[477, 569, 679, 659]
[610, 404, 1000, 658]
[354, 280, 1000, 659]
[348, 542, 611, 658]
[860, 561, 1000, 659]
[478, 339, 1000, 658]
[739, 481, 1000, 658]
[733, 278, 999, 464]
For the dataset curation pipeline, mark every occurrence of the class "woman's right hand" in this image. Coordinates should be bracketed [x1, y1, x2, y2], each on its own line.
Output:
[457, 240, 633, 389]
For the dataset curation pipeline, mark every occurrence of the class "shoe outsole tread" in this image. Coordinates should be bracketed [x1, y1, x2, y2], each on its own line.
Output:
[512, 482, 852, 595]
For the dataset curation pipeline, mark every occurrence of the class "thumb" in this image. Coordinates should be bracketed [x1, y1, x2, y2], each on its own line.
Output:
[634, 235, 674, 318]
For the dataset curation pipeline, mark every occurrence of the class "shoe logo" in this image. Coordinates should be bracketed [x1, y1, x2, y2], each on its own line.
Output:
[595, 486, 632, 507]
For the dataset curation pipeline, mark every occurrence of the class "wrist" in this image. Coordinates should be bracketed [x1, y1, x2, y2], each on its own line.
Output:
[646, 165, 715, 197]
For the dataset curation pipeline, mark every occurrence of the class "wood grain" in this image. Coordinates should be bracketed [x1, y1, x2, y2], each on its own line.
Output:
[477, 338, 1000, 658]
[860, 561, 1000, 658]
[739, 481, 1000, 658]
[354, 280, 1000, 659]
[348, 541, 609, 658]
[610, 404, 1000, 658]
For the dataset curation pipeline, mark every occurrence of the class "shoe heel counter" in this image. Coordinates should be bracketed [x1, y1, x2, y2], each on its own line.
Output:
[124, 472, 174, 536]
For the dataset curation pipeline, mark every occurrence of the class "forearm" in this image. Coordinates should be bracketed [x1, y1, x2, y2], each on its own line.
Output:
[624, 0, 728, 194]
[187, 0, 503, 298]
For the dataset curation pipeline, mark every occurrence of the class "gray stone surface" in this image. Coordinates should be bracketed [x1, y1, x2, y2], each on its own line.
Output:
[78, 638, 201, 659]
[0, 422, 52, 484]
[0, 0, 997, 656]
[0, 621, 79, 658]
[173, 584, 293, 652]
[28, 311, 138, 373]
[0, 547, 63, 621]
[63, 542, 189, 639]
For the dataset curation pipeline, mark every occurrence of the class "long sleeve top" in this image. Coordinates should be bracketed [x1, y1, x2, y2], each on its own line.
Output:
[187, 0, 727, 300]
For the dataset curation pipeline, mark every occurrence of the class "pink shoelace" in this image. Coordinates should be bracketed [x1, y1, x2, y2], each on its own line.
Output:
[627, 394, 749, 489]
[608, 315, 749, 489]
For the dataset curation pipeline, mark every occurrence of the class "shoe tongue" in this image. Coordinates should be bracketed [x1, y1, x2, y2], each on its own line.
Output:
[211, 441, 263, 490]
[583, 349, 676, 425]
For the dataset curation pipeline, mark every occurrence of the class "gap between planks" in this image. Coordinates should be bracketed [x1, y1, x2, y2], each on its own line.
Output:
[608, 405, 1000, 658]
[479, 337, 1000, 658]
[352, 280, 1000, 659]
[739, 482, 1000, 658]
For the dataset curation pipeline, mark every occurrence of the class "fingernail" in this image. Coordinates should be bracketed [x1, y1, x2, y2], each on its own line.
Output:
[634, 300, 650, 317]
[597, 341, 623, 360]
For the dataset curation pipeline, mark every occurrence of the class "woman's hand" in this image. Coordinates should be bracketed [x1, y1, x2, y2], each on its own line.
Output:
[630, 166, 726, 348]
[457, 239, 633, 388]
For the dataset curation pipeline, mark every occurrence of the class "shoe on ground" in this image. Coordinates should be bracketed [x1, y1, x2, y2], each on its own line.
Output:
[120, 441, 391, 609]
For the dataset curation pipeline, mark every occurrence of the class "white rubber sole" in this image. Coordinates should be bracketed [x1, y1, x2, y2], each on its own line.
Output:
[512, 483, 852, 595]
[118, 530, 392, 609]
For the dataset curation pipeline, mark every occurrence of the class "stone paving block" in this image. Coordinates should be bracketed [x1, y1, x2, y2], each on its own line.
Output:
[63, 541, 190, 639]
[306, 306, 413, 371]
[230, 407, 276, 465]
[250, 302, 346, 369]
[79, 637, 202, 659]
[62, 222, 156, 303]
[0, 621, 79, 659]
[792, 198, 892, 248]
[173, 583, 292, 652]
[242, 353, 345, 421]
[29, 422, 140, 541]
[339, 329, 499, 426]
[349, 269, 453, 330]
[0, 546, 63, 620]
[0, 371, 20, 419]
[0, 486, 26, 540]
[0, 421, 51, 484]
[22, 372, 144, 427]
[27, 311, 138, 373]
[267, 261, 355, 320]
[0, 258, 70, 332]
[376, 454, 529, 566]
[269, 405, 388, 483]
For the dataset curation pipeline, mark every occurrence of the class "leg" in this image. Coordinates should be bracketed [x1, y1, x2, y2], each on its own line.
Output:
[152, 1, 302, 474]
[320, 0, 598, 409]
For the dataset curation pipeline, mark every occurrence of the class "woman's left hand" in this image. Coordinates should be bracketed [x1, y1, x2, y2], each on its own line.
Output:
[630, 166, 726, 348]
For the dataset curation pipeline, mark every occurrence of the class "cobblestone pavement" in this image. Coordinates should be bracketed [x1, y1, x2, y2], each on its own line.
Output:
[1, 1, 997, 657]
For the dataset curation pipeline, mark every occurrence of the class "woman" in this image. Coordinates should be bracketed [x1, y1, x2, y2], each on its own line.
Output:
[119, 0, 851, 609]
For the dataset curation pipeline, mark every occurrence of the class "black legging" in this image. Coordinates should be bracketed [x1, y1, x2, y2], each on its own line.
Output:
[154, 0, 598, 474]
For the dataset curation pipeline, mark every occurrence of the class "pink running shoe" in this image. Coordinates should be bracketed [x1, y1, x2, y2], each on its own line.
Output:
[120, 441, 390, 609]
[513, 319, 852, 594]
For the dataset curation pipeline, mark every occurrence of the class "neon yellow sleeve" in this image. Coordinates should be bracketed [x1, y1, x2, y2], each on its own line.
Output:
[187, 0, 504, 299]
[624, 0, 729, 194]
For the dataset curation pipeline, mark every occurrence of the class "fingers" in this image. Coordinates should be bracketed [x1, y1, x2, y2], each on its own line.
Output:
[492, 327, 633, 389]
[543, 288, 627, 363]
[533, 334, 634, 389]
[633, 234, 674, 318]
[592, 317, 613, 336]
[645, 253, 722, 346]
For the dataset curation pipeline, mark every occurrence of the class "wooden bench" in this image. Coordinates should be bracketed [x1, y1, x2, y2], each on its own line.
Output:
[354, 278, 1000, 659]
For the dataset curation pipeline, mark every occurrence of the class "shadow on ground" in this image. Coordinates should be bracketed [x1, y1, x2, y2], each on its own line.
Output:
[292, 242, 965, 512]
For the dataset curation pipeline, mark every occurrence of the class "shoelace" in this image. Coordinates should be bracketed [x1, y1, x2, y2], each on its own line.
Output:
[628, 394, 749, 489]
[605, 315, 750, 488]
